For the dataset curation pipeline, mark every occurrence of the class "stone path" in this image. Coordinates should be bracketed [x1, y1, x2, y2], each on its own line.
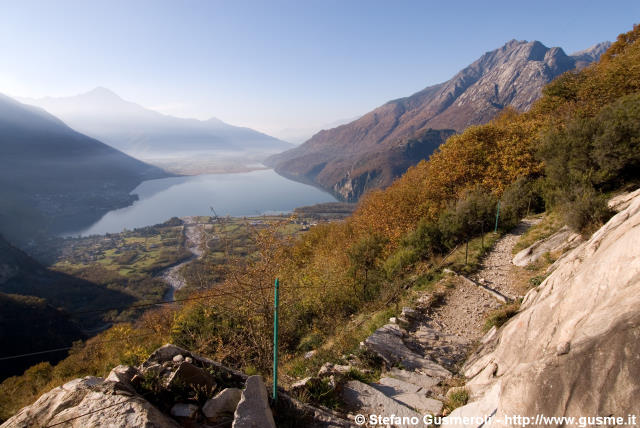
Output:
[342, 222, 535, 425]
[470, 219, 539, 300]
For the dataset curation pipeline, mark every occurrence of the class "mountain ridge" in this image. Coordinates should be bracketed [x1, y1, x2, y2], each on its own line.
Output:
[267, 40, 611, 201]
[20, 88, 293, 159]
[0, 93, 167, 244]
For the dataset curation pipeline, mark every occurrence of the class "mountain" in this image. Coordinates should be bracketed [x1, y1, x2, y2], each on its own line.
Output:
[267, 40, 611, 202]
[0, 292, 83, 380]
[0, 93, 167, 243]
[570, 41, 613, 69]
[273, 116, 361, 144]
[21, 88, 293, 174]
[0, 234, 138, 379]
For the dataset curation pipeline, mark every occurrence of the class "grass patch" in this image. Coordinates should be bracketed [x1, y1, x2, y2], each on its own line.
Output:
[513, 212, 563, 254]
[483, 301, 521, 332]
[298, 378, 341, 409]
[444, 232, 501, 275]
[446, 388, 470, 410]
[529, 274, 549, 287]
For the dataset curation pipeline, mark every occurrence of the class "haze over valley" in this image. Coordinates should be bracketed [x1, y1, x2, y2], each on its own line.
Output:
[21, 87, 293, 175]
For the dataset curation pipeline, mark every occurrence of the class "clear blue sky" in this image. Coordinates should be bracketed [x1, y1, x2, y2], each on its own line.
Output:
[0, 0, 637, 135]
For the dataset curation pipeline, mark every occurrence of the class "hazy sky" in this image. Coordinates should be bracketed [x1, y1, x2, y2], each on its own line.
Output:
[0, 0, 638, 135]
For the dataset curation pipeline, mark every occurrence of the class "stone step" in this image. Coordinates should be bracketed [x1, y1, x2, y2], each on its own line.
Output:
[371, 377, 444, 416]
[364, 324, 452, 379]
[388, 368, 440, 391]
[393, 392, 444, 416]
[377, 377, 423, 394]
[342, 380, 420, 426]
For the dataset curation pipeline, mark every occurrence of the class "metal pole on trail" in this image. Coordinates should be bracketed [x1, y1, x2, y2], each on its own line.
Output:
[272, 278, 280, 402]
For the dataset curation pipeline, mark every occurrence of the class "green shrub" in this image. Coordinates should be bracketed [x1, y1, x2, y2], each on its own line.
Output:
[560, 186, 613, 234]
[383, 247, 419, 279]
[297, 331, 324, 352]
[347, 234, 388, 300]
[401, 220, 444, 259]
[539, 93, 640, 232]
[591, 94, 640, 185]
[438, 188, 498, 249]
[500, 177, 544, 229]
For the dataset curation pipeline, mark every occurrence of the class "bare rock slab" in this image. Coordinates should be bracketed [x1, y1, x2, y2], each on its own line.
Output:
[376, 377, 422, 394]
[364, 324, 451, 378]
[512, 225, 582, 267]
[203, 387, 243, 422]
[232, 375, 276, 428]
[388, 368, 440, 391]
[342, 380, 420, 426]
[372, 377, 444, 416]
[1, 376, 181, 428]
[393, 393, 443, 415]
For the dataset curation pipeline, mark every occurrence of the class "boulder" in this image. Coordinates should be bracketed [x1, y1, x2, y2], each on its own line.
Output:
[290, 377, 313, 391]
[317, 362, 352, 377]
[170, 403, 199, 419]
[144, 343, 187, 365]
[401, 307, 420, 320]
[203, 388, 242, 422]
[232, 375, 276, 428]
[448, 193, 640, 426]
[166, 361, 216, 393]
[105, 365, 139, 391]
[512, 225, 582, 267]
[1, 376, 181, 428]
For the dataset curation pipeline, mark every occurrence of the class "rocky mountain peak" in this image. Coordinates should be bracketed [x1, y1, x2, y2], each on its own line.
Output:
[571, 41, 613, 68]
[267, 39, 609, 202]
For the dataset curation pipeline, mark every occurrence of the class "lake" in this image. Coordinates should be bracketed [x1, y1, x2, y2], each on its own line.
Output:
[69, 169, 336, 236]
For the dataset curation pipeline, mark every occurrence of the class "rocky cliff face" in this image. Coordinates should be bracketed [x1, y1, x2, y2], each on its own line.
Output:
[444, 189, 640, 426]
[268, 41, 610, 202]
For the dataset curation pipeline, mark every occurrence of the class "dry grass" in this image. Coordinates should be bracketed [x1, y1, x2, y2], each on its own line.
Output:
[512, 212, 563, 254]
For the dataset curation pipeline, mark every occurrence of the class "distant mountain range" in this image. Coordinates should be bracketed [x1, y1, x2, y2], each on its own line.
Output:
[21, 88, 293, 174]
[0, 93, 167, 244]
[272, 116, 361, 144]
[267, 40, 612, 201]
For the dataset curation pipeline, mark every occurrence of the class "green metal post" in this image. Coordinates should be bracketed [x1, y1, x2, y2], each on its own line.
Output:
[494, 201, 501, 233]
[272, 278, 279, 402]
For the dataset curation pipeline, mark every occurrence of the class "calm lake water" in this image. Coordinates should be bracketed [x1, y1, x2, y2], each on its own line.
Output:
[70, 169, 336, 236]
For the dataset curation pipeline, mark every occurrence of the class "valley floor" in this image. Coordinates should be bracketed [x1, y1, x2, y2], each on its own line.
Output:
[160, 217, 210, 301]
